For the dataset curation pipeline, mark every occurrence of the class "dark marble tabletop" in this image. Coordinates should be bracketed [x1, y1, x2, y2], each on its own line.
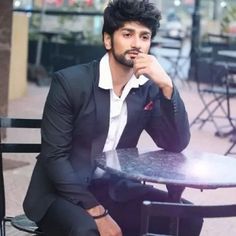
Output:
[96, 148, 236, 189]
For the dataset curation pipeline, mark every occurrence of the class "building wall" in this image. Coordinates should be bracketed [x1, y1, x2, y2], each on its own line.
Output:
[9, 13, 29, 100]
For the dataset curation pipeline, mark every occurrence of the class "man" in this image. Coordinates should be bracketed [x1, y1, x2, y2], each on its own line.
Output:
[23, 0, 203, 235]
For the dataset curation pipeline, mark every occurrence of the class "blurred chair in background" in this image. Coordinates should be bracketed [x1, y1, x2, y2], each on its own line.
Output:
[190, 58, 236, 136]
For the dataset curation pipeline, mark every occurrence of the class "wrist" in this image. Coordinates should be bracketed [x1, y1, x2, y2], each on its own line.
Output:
[161, 86, 173, 100]
[158, 78, 173, 100]
[87, 205, 108, 219]
[93, 208, 109, 219]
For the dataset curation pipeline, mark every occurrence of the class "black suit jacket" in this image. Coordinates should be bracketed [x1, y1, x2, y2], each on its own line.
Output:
[23, 60, 190, 222]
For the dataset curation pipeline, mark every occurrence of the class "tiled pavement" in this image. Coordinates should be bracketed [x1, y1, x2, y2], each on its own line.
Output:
[3, 81, 236, 235]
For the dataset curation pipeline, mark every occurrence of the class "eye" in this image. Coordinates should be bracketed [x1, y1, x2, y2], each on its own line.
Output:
[123, 32, 131, 38]
[141, 35, 151, 41]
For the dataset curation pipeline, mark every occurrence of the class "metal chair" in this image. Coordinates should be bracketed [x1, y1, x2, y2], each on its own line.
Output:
[0, 117, 44, 235]
[207, 33, 230, 48]
[190, 58, 236, 135]
[205, 33, 230, 59]
[151, 36, 190, 85]
[160, 36, 186, 81]
[225, 134, 236, 156]
[140, 200, 236, 236]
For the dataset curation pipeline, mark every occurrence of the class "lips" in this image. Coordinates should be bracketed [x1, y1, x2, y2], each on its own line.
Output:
[127, 51, 139, 59]
[127, 50, 140, 54]
[129, 52, 139, 56]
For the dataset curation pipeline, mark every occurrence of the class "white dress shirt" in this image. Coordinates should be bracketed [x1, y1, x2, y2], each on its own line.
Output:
[99, 53, 148, 152]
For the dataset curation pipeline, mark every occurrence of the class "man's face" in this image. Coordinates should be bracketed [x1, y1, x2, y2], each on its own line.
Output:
[104, 22, 152, 67]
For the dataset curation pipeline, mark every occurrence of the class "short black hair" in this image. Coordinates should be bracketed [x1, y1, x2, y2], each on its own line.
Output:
[102, 0, 161, 39]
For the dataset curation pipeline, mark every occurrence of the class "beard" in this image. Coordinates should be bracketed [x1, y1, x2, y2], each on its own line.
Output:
[110, 38, 140, 68]
[111, 47, 134, 68]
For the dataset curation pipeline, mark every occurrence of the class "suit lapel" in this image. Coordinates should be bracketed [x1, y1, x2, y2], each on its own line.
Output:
[117, 89, 143, 147]
[126, 89, 142, 126]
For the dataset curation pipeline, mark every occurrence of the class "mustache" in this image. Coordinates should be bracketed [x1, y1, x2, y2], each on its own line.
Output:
[125, 49, 142, 54]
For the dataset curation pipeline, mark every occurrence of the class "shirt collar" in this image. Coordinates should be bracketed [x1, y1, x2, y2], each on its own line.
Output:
[99, 53, 148, 90]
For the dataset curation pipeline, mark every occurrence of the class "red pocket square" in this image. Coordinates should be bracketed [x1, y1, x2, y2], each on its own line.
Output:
[144, 101, 154, 111]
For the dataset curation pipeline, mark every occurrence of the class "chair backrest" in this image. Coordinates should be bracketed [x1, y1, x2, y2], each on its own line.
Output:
[0, 117, 41, 224]
[211, 62, 229, 87]
[199, 33, 230, 61]
[195, 57, 213, 85]
[207, 33, 230, 45]
[140, 200, 236, 236]
[195, 58, 228, 87]
[207, 33, 230, 54]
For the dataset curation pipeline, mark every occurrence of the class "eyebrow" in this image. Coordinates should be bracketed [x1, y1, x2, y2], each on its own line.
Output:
[121, 28, 151, 35]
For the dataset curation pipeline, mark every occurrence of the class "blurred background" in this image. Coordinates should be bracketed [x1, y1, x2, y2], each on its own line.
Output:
[0, 0, 235, 123]
[1, 0, 236, 91]
[1, 0, 236, 97]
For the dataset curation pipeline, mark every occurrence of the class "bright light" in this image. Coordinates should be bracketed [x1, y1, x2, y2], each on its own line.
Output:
[14, 0, 21, 8]
[174, 0, 181, 6]
[220, 1, 227, 8]
[191, 162, 209, 177]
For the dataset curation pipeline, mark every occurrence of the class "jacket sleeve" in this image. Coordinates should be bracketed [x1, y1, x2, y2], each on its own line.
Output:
[145, 85, 190, 152]
[39, 72, 99, 209]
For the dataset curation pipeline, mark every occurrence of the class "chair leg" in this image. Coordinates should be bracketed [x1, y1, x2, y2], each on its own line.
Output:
[0, 221, 5, 236]
[226, 94, 236, 131]
[197, 99, 221, 130]
[190, 95, 224, 131]
[202, 95, 231, 132]
[225, 135, 236, 156]
[191, 92, 235, 135]
[140, 201, 150, 236]
[225, 143, 235, 156]
[2, 220, 6, 236]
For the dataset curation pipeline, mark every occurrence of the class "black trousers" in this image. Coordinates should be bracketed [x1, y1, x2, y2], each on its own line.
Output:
[37, 179, 203, 236]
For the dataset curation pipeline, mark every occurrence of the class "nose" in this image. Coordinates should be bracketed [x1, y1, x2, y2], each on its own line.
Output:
[131, 36, 142, 50]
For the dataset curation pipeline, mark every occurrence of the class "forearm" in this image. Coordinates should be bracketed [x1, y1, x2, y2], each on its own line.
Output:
[147, 86, 190, 152]
[154, 73, 173, 100]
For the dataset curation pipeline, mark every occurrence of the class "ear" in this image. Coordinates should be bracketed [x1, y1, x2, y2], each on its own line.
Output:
[103, 33, 112, 50]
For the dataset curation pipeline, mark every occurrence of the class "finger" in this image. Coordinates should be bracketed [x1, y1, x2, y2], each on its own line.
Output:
[134, 58, 148, 67]
[134, 57, 148, 67]
[133, 63, 146, 75]
[134, 67, 148, 78]
[135, 53, 149, 63]
[136, 52, 147, 58]
[134, 61, 146, 69]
